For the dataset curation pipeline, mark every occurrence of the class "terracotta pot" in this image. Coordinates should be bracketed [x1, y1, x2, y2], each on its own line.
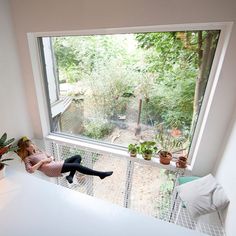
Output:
[159, 151, 172, 165]
[176, 156, 187, 168]
[0, 165, 6, 180]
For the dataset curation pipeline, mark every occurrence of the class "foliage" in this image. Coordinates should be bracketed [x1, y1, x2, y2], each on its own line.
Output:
[136, 31, 219, 132]
[128, 143, 139, 154]
[53, 33, 199, 131]
[0, 133, 18, 168]
[53, 35, 143, 122]
[53, 35, 136, 83]
[138, 141, 157, 155]
[136, 32, 199, 77]
[155, 123, 188, 152]
[136, 32, 199, 130]
[82, 119, 114, 139]
[52, 31, 219, 148]
[83, 61, 137, 120]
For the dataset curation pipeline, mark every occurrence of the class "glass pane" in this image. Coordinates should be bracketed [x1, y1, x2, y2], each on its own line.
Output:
[41, 30, 220, 159]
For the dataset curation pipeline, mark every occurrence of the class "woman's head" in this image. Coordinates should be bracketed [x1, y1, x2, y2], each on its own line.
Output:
[17, 137, 35, 160]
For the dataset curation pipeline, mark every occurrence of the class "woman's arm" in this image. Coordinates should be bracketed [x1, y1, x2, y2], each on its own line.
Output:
[41, 157, 53, 164]
[35, 145, 54, 161]
[24, 158, 44, 173]
[37, 147, 54, 161]
[30, 161, 44, 172]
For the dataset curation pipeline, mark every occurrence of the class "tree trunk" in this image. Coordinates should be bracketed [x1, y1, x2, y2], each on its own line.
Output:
[193, 31, 214, 121]
[198, 31, 203, 67]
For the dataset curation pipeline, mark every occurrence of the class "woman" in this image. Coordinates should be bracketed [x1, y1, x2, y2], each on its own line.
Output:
[17, 137, 113, 184]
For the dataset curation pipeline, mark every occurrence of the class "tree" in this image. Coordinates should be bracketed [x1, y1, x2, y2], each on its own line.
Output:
[193, 31, 220, 118]
[53, 35, 135, 83]
[135, 30, 220, 133]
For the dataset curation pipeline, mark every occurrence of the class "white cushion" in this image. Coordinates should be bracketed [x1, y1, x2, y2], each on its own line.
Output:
[176, 174, 229, 219]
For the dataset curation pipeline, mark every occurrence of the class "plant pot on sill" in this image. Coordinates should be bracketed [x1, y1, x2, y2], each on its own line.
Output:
[176, 156, 187, 168]
[129, 151, 137, 158]
[0, 164, 6, 180]
[158, 150, 172, 165]
[128, 144, 139, 158]
[142, 153, 152, 161]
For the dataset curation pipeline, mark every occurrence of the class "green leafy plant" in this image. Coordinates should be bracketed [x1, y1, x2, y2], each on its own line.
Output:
[138, 141, 157, 160]
[128, 143, 139, 157]
[155, 124, 188, 164]
[0, 133, 18, 169]
[82, 119, 114, 139]
[155, 124, 185, 153]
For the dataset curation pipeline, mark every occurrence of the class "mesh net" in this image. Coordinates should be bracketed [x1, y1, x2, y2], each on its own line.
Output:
[34, 138, 225, 236]
[169, 196, 226, 236]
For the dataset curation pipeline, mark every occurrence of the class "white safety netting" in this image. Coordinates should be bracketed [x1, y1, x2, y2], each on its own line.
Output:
[34, 138, 225, 236]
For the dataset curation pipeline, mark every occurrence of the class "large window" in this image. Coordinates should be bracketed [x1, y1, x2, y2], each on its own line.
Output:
[40, 30, 220, 158]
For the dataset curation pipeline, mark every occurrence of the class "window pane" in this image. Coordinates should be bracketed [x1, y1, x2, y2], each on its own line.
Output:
[40, 30, 220, 159]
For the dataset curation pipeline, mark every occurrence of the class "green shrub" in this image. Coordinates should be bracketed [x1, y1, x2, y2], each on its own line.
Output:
[82, 119, 114, 139]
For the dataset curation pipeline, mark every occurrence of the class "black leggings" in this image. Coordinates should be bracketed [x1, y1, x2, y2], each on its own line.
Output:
[61, 155, 109, 179]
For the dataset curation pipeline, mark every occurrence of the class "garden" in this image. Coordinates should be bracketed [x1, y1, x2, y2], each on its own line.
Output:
[51, 30, 219, 160]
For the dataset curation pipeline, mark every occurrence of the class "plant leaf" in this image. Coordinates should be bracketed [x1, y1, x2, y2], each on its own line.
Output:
[0, 133, 7, 146]
[3, 138, 15, 147]
[0, 158, 14, 162]
[8, 145, 18, 152]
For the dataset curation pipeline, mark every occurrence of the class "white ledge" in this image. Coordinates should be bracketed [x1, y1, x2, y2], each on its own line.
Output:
[0, 169, 205, 236]
[45, 134, 191, 172]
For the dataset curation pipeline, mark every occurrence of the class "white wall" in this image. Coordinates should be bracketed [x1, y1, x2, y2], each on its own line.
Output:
[214, 105, 236, 236]
[0, 0, 32, 140]
[7, 0, 236, 234]
[8, 0, 236, 172]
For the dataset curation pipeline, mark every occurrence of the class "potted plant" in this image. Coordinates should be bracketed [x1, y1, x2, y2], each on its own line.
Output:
[139, 141, 157, 160]
[0, 133, 18, 179]
[128, 143, 139, 157]
[155, 125, 184, 165]
[176, 155, 188, 168]
[158, 150, 173, 165]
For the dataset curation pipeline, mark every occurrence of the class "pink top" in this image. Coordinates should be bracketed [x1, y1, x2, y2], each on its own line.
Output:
[23, 152, 64, 177]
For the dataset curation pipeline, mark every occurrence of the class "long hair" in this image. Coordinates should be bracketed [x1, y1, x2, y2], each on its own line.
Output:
[17, 137, 33, 160]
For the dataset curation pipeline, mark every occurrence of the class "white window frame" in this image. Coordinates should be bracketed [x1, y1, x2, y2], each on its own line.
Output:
[27, 22, 233, 171]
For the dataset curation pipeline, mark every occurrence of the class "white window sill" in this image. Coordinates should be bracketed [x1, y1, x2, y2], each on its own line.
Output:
[46, 134, 191, 172]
